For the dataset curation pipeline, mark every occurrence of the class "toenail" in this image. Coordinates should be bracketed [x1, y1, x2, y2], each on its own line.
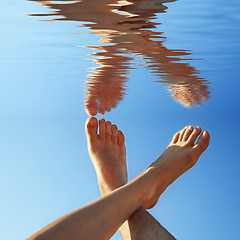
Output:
[202, 131, 208, 139]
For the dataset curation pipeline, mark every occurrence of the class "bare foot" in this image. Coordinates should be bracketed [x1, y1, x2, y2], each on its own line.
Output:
[85, 117, 127, 195]
[86, 118, 210, 211]
[143, 126, 210, 209]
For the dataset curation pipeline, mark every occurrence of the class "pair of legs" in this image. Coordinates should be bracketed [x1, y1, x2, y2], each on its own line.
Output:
[28, 118, 210, 240]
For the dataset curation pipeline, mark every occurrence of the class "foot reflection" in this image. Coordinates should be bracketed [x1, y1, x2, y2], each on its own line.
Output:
[85, 46, 132, 115]
[28, 0, 210, 115]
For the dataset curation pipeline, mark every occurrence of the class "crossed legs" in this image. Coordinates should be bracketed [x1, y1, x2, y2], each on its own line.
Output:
[85, 117, 209, 239]
[86, 117, 176, 240]
[28, 118, 210, 240]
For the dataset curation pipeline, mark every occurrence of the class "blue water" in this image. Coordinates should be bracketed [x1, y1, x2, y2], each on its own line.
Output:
[0, 0, 239, 239]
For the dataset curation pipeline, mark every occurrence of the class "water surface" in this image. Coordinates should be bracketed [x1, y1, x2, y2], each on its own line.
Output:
[0, 0, 239, 239]
[28, 0, 210, 115]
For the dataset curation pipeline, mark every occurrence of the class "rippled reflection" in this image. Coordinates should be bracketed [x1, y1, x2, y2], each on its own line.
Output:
[28, 0, 210, 115]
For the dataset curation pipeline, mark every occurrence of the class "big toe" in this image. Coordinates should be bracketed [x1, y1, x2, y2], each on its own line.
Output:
[85, 117, 98, 145]
[193, 131, 210, 156]
[86, 106, 98, 116]
[85, 98, 98, 116]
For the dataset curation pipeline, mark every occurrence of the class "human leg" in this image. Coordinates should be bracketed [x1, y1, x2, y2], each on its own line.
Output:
[120, 209, 175, 240]
[86, 117, 176, 240]
[85, 117, 209, 239]
[27, 172, 151, 240]
[28, 120, 209, 240]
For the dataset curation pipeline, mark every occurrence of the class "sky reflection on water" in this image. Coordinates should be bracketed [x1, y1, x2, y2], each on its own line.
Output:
[28, 0, 210, 115]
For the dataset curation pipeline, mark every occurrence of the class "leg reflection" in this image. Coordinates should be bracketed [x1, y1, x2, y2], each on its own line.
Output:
[85, 47, 132, 116]
[28, 0, 210, 113]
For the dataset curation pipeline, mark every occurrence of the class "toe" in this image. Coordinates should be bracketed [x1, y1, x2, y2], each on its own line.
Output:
[86, 108, 97, 116]
[111, 124, 118, 144]
[85, 117, 98, 144]
[99, 104, 105, 115]
[179, 126, 188, 141]
[187, 126, 202, 145]
[172, 131, 181, 144]
[118, 130, 125, 147]
[85, 96, 98, 116]
[105, 103, 111, 112]
[183, 126, 194, 141]
[99, 118, 106, 140]
[105, 121, 112, 142]
[193, 131, 210, 155]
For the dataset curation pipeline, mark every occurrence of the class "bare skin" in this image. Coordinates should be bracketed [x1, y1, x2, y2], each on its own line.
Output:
[86, 117, 210, 238]
[86, 117, 127, 194]
[28, 119, 210, 240]
[145, 125, 210, 209]
[86, 117, 176, 239]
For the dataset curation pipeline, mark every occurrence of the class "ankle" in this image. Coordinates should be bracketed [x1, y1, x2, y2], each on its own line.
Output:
[138, 168, 168, 208]
[129, 170, 157, 207]
[98, 174, 127, 196]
